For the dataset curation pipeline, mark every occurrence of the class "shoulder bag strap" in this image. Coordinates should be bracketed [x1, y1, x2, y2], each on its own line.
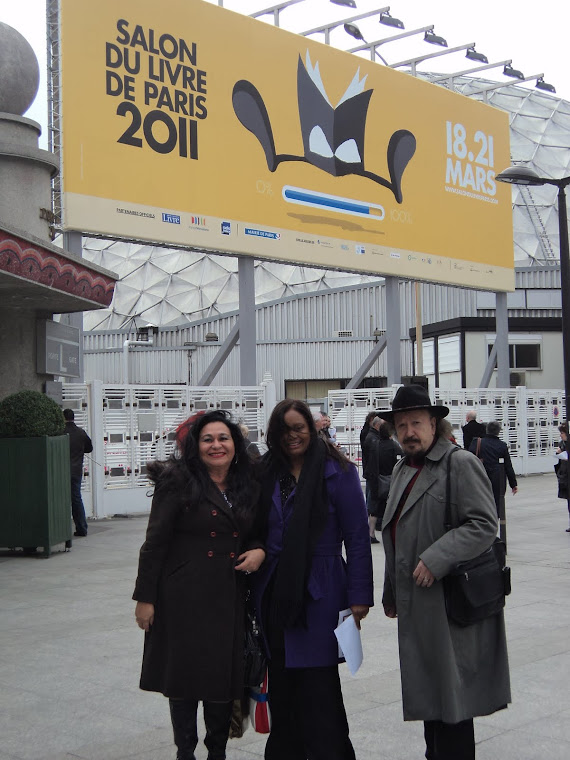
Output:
[444, 447, 460, 531]
[475, 437, 482, 458]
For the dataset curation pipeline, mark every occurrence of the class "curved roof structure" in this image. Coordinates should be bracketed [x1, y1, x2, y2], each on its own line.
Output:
[81, 78, 569, 331]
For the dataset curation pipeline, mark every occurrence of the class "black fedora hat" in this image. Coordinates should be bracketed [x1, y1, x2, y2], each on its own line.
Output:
[377, 384, 449, 423]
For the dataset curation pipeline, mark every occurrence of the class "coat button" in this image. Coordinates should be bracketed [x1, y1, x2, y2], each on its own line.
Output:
[207, 550, 214, 558]
[229, 552, 235, 558]
[211, 509, 218, 516]
[210, 531, 216, 538]
[233, 531, 239, 538]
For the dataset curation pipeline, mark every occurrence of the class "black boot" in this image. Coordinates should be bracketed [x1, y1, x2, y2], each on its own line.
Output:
[169, 699, 199, 760]
[203, 701, 233, 760]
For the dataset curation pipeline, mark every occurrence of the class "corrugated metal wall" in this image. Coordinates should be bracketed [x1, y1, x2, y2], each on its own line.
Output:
[82, 268, 562, 397]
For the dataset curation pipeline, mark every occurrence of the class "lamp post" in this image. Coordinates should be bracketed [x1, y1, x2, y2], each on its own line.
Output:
[496, 166, 570, 424]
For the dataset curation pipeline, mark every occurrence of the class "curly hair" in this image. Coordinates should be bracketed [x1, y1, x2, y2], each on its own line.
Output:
[147, 409, 256, 520]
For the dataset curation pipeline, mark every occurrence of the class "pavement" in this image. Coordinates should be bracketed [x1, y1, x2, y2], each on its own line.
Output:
[1, 471, 570, 760]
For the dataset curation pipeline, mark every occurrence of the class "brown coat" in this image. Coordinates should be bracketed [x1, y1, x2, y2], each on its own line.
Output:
[133, 479, 263, 701]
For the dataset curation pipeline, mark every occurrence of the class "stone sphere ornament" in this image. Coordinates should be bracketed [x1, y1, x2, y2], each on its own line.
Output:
[0, 22, 40, 116]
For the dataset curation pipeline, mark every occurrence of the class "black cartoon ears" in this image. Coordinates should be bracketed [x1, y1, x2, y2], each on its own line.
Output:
[232, 78, 416, 204]
[387, 130, 417, 205]
[232, 80, 278, 172]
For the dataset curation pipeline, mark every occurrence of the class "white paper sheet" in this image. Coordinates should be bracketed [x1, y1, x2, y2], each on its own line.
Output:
[334, 609, 363, 676]
[556, 450, 568, 460]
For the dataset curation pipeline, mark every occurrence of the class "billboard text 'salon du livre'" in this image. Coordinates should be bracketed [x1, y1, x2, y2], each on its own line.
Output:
[60, 0, 514, 290]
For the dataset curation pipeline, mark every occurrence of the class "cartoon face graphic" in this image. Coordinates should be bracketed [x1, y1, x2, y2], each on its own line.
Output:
[232, 52, 416, 204]
[297, 54, 372, 176]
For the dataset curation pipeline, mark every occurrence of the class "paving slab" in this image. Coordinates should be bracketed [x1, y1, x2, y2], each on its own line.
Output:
[1, 471, 569, 759]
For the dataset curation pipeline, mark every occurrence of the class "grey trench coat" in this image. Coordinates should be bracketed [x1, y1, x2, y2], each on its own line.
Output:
[382, 436, 511, 723]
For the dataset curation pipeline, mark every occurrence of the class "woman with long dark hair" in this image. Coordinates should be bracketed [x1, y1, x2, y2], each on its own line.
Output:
[253, 399, 373, 760]
[133, 410, 265, 760]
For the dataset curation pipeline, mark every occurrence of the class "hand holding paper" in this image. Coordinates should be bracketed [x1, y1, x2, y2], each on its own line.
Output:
[334, 609, 363, 676]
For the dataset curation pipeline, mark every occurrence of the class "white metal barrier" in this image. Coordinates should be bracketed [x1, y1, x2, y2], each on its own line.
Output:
[62, 381, 269, 518]
[328, 386, 566, 478]
[63, 382, 564, 518]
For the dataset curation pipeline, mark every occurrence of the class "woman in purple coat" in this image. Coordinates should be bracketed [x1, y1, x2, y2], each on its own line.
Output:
[254, 399, 373, 760]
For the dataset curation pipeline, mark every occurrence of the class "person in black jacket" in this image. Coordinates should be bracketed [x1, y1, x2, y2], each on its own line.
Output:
[462, 410, 486, 451]
[469, 420, 517, 516]
[63, 409, 93, 537]
[555, 423, 569, 531]
[363, 417, 401, 542]
[360, 411, 379, 451]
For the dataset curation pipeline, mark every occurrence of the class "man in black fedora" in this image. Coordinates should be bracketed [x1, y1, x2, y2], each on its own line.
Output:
[378, 385, 510, 760]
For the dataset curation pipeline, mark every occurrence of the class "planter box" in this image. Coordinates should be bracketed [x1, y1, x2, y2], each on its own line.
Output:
[0, 435, 72, 557]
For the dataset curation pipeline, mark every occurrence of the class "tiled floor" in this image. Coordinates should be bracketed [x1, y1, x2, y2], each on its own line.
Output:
[1, 471, 569, 759]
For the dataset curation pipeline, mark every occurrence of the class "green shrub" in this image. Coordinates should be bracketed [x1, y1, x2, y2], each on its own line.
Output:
[0, 390, 64, 438]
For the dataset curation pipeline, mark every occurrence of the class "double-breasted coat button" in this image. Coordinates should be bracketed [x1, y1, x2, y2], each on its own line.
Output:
[210, 531, 216, 537]
[207, 551, 214, 558]
[229, 552, 235, 558]
[211, 509, 218, 516]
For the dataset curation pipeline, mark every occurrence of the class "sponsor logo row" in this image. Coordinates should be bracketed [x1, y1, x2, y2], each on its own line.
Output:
[127, 210, 450, 266]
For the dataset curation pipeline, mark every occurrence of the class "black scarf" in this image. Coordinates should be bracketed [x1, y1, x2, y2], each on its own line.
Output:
[265, 437, 329, 629]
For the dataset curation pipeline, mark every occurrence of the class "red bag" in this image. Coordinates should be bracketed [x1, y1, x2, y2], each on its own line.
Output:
[249, 670, 271, 733]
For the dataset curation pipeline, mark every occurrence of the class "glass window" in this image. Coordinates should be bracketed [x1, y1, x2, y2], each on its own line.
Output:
[514, 344, 541, 369]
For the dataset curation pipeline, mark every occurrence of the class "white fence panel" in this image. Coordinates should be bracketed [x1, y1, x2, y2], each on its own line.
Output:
[62, 382, 269, 517]
[328, 386, 566, 478]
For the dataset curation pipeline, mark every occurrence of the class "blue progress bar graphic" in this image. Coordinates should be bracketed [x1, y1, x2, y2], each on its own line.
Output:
[282, 185, 385, 220]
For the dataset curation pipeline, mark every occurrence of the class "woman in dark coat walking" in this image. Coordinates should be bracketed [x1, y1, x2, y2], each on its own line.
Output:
[133, 410, 265, 760]
[254, 399, 373, 760]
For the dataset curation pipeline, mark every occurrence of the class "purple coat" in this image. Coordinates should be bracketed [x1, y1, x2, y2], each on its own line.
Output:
[253, 458, 373, 668]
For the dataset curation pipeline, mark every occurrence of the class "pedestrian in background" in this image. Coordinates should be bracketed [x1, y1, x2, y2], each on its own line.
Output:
[461, 410, 486, 451]
[363, 417, 401, 543]
[440, 419, 458, 445]
[555, 423, 569, 531]
[469, 421, 517, 516]
[63, 408, 93, 537]
[361, 411, 380, 526]
[238, 422, 261, 461]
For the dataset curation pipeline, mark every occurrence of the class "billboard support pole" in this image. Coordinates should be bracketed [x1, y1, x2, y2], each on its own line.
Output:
[385, 276, 401, 385]
[495, 292, 510, 387]
[197, 322, 240, 386]
[238, 256, 257, 386]
[480, 343, 498, 388]
[346, 336, 387, 389]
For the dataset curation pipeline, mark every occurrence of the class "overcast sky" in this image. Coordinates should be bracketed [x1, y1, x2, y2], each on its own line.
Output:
[3, 0, 570, 148]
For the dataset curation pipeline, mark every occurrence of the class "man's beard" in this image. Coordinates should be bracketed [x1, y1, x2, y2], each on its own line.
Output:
[402, 435, 435, 460]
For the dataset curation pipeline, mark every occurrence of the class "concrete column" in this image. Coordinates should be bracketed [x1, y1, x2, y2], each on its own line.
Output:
[385, 276, 401, 385]
[238, 256, 256, 386]
[495, 292, 510, 388]
[0, 307, 50, 396]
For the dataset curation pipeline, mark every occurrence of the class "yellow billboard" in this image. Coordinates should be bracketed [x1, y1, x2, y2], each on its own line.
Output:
[60, 0, 514, 290]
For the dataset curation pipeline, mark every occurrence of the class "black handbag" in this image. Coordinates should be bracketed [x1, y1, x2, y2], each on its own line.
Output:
[443, 448, 511, 627]
[244, 595, 266, 688]
[377, 473, 392, 501]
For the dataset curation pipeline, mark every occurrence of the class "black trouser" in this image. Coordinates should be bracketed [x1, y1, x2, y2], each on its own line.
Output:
[264, 652, 356, 760]
[424, 718, 475, 760]
[169, 698, 232, 760]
